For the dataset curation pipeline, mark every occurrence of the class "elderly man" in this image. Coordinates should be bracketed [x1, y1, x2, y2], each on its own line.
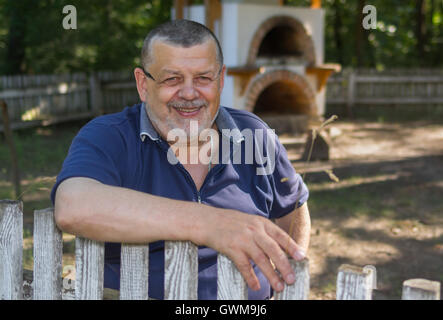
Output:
[52, 19, 310, 300]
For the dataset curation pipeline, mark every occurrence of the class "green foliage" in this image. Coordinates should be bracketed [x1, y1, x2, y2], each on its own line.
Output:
[286, 0, 443, 68]
[0, 0, 441, 74]
[0, 0, 173, 74]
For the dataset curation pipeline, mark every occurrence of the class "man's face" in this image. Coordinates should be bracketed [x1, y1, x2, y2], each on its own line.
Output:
[135, 39, 225, 141]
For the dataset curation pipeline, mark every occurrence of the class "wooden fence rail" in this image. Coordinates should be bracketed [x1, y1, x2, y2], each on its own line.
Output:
[0, 200, 441, 300]
[326, 68, 443, 111]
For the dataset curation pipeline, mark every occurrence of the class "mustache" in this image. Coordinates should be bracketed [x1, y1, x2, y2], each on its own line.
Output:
[167, 99, 208, 109]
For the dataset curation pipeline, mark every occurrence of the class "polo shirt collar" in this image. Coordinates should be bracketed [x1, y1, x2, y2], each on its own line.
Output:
[139, 102, 245, 144]
[139, 102, 160, 142]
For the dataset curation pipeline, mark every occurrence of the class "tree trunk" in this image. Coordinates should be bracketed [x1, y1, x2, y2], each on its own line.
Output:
[1, 101, 21, 198]
[415, 0, 426, 66]
[355, 0, 366, 67]
[333, 0, 344, 65]
[4, 0, 27, 74]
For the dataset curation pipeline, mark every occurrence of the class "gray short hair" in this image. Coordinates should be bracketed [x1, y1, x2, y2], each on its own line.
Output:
[141, 19, 224, 70]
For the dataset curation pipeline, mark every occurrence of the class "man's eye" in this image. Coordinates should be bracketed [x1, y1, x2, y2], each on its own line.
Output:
[196, 76, 212, 84]
[163, 77, 181, 86]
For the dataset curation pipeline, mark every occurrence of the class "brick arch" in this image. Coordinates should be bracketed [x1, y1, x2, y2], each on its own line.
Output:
[244, 69, 317, 116]
[247, 15, 316, 66]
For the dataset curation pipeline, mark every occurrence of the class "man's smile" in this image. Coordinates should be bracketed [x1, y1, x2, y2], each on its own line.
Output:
[173, 105, 202, 117]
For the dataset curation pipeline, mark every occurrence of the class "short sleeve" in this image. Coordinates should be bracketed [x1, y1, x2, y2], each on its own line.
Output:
[50, 121, 126, 205]
[269, 140, 309, 219]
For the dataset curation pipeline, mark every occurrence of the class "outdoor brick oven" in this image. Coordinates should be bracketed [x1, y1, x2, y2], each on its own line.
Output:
[174, 0, 337, 135]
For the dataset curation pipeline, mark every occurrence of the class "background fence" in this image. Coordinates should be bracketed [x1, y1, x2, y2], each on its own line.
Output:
[0, 71, 139, 131]
[1, 68, 443, 132]
[1, 200, 441, 300]
[326, 68, 443, 115]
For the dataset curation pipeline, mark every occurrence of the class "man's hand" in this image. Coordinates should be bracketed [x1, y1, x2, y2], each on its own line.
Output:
[55, 177, 308, 293]
[197, 209, 306, 293]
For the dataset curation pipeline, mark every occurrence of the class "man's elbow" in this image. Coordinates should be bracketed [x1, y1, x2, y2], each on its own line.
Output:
[54, 180, 85, 233]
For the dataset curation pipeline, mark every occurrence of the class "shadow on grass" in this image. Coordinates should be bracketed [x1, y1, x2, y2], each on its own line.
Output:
[303, 154, 443, 223]
[301, 154, 443, 299]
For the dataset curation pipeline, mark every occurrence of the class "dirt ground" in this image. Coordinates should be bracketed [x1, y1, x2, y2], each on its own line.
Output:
[284, 120, 443, 300]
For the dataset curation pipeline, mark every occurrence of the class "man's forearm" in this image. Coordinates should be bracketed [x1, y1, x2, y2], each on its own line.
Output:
[54, 177, 214, 244]
[55, 177, 309, 292]
[275, 203, 311, 253]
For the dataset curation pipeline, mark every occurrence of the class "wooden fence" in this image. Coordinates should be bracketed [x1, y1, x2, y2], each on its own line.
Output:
[1, 200, 440, 300]
[1, 68, 443, 132]
[0, 71, 139, 131]
[326, 68, 443, 110]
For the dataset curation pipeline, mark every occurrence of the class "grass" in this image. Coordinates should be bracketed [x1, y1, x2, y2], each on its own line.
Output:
[0, 120, 87, 208]
[1, 123, 85, 180]
[1, 120, 88, 271]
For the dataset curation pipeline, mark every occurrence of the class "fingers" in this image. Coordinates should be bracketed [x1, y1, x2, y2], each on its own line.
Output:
[230, 252, 261, 291]
[211, 211, 306, 293]
[265, 222, 306, 261]
[248, 247, 286, 292]
[254, 234, 295, 289]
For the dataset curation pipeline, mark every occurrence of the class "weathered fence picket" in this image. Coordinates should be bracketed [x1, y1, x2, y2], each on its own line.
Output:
[0, 201, 441, 300]
[217, 254, 248, 300]
[120, 244, 150, 300]
[274, 258, 310, 300]
[164, 241, 199, 300]
[33, 208, 63, 300]
[402, 279, 441, 300]
[336, 264, 376, 300]
[0, 200, 23, 300]
[75, 237, 105, 300]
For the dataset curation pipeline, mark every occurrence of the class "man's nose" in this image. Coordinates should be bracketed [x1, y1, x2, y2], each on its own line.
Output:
[178, 79, 198, 100]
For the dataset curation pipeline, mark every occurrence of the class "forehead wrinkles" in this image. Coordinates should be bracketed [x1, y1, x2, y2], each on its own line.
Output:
[149, 39, 219, 74]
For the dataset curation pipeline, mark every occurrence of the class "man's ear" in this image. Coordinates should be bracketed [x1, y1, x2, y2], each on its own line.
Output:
[219, 64, 226, 92]
[134, 67, 148, 102]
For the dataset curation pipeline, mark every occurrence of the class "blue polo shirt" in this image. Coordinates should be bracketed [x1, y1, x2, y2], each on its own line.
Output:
[51, 102, 309, 300]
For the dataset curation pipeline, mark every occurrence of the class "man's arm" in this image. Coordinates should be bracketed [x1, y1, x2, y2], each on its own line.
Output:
[55, 177, 306, 293]
[274, 202, 311, 254]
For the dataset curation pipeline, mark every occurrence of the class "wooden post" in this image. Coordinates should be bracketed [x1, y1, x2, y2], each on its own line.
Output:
[346, 71, 356, 117]
[89, 73, 103, 116]
[164, 241, 198, 300]
[217, 254, 248, 300]
[120, 244, 150, 300]
[204, 0, 222, 33]
[275, 258, 310, 300]
[402, 279, 440, 300]
[0, 200, 23, 300]
[33, 208, 63, 300]
[311, 0, 322, 8]
[75, 237, 105, 300]
[0, 100, 21, 198]
[174, 0, 188, 20]
[336, 264, 376, 300]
